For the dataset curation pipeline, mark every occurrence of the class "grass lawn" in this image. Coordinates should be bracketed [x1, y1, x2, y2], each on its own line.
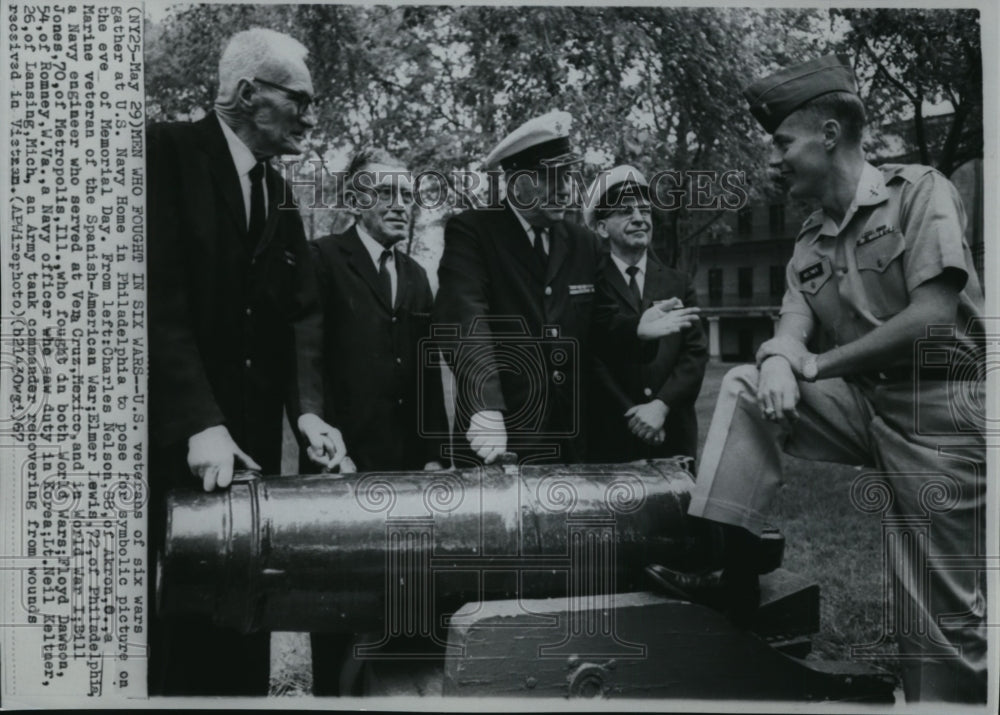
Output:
[270, 360, 898, 695]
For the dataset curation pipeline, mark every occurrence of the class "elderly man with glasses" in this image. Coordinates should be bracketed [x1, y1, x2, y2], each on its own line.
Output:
[147, 27, 344, 695]
[584, 166, 708, 464]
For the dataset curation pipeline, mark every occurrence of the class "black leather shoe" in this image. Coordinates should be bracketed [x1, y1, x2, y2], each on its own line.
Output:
[645, 564, 760, 626]
[645, 564, 725, 601]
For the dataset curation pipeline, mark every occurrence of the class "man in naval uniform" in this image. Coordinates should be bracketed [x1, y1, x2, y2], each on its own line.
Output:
[584, 166, 708, 462]
[433, 112, 699, 465]
[649, 55, 986, 703]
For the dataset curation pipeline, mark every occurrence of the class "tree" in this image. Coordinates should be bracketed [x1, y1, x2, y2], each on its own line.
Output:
[145, 7, 980, 264]
[834, 8, 982, 175]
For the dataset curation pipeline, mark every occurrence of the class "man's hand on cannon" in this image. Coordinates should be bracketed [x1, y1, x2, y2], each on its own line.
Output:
[187, 424, 261, 492]
[467, 409, 507, 464]
[637, 298, 700, 340]
[339, 456, 357, 474]
[756, 355, 800, 425]
[297, 413, 348, 471]
[625, 399, 668, 445]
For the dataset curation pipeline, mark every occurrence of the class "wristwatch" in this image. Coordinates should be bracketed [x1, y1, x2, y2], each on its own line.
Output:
[802, 354, 818, 382]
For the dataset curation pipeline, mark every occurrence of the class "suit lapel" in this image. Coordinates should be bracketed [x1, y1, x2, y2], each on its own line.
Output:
[604, 259, 641, 313]
[642, 252, 673, 310]
[196, 113, 248, 238]
[546, 222, 570, 285]
[341, 227, 392, 312]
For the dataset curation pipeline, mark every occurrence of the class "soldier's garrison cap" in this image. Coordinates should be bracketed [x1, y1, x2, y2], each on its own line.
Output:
[485, 110, 581, 171]
[743, 54, 858, 134]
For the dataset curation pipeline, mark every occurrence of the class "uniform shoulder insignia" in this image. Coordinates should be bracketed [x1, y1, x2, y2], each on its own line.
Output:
[881, 163, 934, 184]
[796, 209, 824, 239]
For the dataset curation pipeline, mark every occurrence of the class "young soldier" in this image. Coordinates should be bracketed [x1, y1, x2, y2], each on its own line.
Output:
[650, 55, 986, 703]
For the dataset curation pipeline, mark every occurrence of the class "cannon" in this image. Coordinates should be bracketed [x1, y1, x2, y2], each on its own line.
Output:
[157, 458, 896, 701]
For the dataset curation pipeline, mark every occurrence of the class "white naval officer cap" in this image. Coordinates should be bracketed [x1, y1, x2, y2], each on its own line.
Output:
[583, 164, 650, 228]
[484, 110, 582, 171]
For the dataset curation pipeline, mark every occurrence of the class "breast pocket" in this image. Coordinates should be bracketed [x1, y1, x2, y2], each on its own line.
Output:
[855, 231, 908, 319]
[796, 255, 837, 320]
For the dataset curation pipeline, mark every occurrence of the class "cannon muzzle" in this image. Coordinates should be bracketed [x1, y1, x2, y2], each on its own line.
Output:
[157, 459, 702, 634]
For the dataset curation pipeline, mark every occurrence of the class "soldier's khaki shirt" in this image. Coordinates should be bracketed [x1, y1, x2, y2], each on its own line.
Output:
[780, 162, 984, 365]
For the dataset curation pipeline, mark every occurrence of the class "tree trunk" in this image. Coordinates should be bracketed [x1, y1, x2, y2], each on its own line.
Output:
[939, 101, 969, 175]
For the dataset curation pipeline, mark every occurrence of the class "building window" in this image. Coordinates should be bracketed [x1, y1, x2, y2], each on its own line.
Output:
[738, 266, 753, 300]
[708, 268, 723, 306]
[769, 204, 785, 233]
[738, 206, 753, 236]
[770, 265, 785, 298]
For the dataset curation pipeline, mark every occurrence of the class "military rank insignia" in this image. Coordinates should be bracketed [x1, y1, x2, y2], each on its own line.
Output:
[798, 262, 824, 283]
[857, 225, 894, 246]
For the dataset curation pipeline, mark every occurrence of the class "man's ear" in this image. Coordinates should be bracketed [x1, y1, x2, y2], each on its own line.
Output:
[821, 118, 841, 151]
[595, 219, 609, 240]
[507, 170, 540, 206]
[344, 187, 359, 215]
[236, 78, 257, 112]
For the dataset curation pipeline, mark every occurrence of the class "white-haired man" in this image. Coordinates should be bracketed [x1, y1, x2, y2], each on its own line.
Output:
[147, 28, 344, 695]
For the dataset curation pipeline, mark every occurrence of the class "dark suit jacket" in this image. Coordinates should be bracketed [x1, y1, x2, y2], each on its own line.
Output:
[589, 251, 708, 462]
[147, 112, 322, 480]
[308, 227, 446, 472]
[433, 203, 639, 464]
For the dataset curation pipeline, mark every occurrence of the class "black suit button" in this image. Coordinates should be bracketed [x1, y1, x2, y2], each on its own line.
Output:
[392, 316, 398, 323]
[643, 387, 652, 397]
[396, 357, 402, 365]
[544, 286, 552, 296]
[397, 398, 404, 406]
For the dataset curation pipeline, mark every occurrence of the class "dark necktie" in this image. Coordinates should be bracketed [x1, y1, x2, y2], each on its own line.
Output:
[532, 227, 548, 270]
[247, 162, 266, 253]
[378, 248, 394, 309]
[626, 264, 642, 309]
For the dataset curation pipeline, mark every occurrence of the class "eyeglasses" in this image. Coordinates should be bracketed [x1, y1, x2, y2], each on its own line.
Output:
[252, 76, 316, 116]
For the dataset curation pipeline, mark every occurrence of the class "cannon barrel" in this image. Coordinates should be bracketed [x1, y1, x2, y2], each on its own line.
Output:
[156, 459, 701, 634]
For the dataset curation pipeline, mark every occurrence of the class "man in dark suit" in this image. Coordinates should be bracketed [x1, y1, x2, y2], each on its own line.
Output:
[147, 28, 344, 695]
[308, 148, 446, 473]
[307, 148, 447, 694]
[434, 112, 700, 465]
[584, 166, 708, 462]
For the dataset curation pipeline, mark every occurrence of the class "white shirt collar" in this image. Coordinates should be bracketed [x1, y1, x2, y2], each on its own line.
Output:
[356, 223, 397, 268]
[610, 250, 647, 282]
[216, 114, 259, 177]
[509, 204, 544, 241]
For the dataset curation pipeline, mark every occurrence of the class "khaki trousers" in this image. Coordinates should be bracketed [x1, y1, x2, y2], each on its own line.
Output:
[689, 365, 987, 702]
